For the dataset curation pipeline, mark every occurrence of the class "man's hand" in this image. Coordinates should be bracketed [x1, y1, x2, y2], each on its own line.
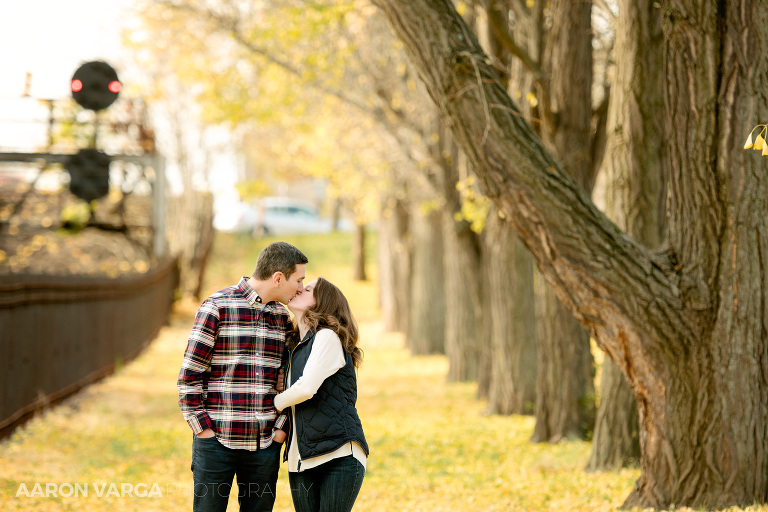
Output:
[273, 430, 287, 443]
[196, 428, 215, 438]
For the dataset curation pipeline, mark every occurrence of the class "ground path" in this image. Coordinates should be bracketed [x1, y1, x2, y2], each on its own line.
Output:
[0, 298, 642, 511]
[0, 232, 645, 511]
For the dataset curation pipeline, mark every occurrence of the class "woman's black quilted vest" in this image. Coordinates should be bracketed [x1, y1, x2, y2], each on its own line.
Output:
[285, 330, 369, 463]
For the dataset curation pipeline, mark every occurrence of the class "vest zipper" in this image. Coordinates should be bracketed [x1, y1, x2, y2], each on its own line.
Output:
[282, 331, 312, 463]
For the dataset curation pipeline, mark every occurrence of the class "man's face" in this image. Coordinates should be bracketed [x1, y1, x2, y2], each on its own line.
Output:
[277, 263, 306, 304]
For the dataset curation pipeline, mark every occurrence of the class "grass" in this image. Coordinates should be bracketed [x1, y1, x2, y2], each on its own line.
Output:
[1, 231, 766, 511]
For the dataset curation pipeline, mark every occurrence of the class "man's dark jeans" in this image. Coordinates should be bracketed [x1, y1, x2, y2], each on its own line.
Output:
[288, 455, 365, 512]
[191, 436, 282, 512]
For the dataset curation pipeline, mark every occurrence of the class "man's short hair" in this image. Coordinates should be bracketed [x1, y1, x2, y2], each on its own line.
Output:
[253, 242, 308, 280]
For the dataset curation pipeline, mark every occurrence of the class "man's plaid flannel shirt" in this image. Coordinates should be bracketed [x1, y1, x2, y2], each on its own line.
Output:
[178, 277, 289, 450]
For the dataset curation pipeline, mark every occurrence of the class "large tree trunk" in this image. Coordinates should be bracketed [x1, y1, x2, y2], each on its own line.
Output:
[621, 2, 768, 507]
[373, 0, 768, 508]
[480, 0, 537, 411]
[435, 3, 485, 383]
[166, 191, 214, 299]
[407, 200, 445, 354]
[437, 124, 484, 381]
[531, 0, 595, 442]
[443, 212, 483, 380]
[588, 0, 665, 472]
[588, 358, 640, 470]
[378, 194, 410, 332]
[532, 279, 594, 441]
[485, 210, 537, 415]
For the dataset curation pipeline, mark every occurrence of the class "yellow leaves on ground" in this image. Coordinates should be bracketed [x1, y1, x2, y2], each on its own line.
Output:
[2, 233, 767, 512]
[744, 124, 768, 156]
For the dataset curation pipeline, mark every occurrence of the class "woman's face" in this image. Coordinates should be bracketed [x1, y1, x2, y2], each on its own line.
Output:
[287, 279, 317, 316]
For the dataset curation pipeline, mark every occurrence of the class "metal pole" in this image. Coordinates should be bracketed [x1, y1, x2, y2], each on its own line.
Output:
[46, 100, 54, 150]
[152, 154, 167, 258]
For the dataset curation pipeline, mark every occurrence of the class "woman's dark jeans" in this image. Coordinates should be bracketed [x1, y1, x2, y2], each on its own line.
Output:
[288, 455, 365, 512]
[191, 436, 282, 512]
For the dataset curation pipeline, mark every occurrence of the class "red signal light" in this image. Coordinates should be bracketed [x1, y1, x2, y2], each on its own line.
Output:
[70, 61, 120, 111]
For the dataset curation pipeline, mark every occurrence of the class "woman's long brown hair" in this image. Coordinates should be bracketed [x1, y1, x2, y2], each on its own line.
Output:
[288, 277, 363, 368]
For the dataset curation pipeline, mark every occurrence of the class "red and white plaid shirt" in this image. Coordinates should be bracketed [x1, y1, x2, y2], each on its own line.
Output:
[178, 277, 289, 450]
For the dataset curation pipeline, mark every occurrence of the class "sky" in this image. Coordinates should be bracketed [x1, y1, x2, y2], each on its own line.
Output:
[0, 1, 132, 100]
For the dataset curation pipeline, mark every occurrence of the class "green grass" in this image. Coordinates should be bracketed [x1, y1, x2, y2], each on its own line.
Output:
[1, 231, 766, 512]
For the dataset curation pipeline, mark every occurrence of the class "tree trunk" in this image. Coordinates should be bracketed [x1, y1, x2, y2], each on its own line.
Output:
[166, 191, 214, 298]
[588, 357, 640, 470]
[378, 194, 410, 332]
[373, 0, 768, 507]
[622, 2, 768, 507]
[588, 0, 665, 472]
[531, 279, 595, 441]
[485, 210, 537, 415]
[532, 0, 596, 442]
[407, 201, 445, 354]
[435, 124, 484, 381]
[443, 212, 483, 380]
[480, 0, 537, 411]
[352, 222, 367, 281]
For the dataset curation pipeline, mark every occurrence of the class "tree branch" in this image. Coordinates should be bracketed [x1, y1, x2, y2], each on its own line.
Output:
[154, 0, 452, 185]
[155, 0, 371, 113]
[589, 86, 610, 189]
[372, 0, 689, 357]
[486, 3, 544, 81]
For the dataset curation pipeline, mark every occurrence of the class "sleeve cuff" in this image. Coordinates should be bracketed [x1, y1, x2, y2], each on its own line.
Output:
[187, 412, 213, 435]
[274, 412, 288, 430]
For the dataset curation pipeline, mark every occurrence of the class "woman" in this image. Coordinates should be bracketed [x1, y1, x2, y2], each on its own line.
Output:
[274, 277, 369, 512]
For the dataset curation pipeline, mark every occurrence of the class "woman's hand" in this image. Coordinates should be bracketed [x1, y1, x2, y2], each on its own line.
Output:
[276, 369, 285, 392]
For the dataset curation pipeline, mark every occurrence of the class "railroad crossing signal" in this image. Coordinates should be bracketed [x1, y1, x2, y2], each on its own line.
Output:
[66, 149, 111, 201]
[70, 61, 121, 111]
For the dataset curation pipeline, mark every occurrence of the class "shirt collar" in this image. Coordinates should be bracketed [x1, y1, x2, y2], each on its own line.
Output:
[238, 276, 263, 306]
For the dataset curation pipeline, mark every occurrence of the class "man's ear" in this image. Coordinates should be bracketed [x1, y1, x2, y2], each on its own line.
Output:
[271, 271, 284, 287]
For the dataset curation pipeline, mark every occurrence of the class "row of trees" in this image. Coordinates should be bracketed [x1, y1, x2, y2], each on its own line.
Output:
[129, 0, 768, 509]
[373, 0, 768, 509]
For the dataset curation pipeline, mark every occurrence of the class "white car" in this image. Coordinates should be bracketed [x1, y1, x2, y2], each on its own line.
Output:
[228, 197, 350, 236]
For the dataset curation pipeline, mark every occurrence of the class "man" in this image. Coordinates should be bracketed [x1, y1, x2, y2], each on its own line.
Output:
[178, 241, 308, 512]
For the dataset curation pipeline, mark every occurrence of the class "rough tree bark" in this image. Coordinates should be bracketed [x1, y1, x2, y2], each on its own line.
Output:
[532, 276, 595, 441]
[378, 194, 411, 332]
[373, 0, 768, 508]
[530, 0, 596, 443]
[443, 209, 484, 379]
[436, 121, 484, 381]
[432, 2, 485, 383]
[481, 0, 538, 413]
[485, 210, 537, 414]
[407, 198, 446, 355]
[588, 0, 665, 472]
